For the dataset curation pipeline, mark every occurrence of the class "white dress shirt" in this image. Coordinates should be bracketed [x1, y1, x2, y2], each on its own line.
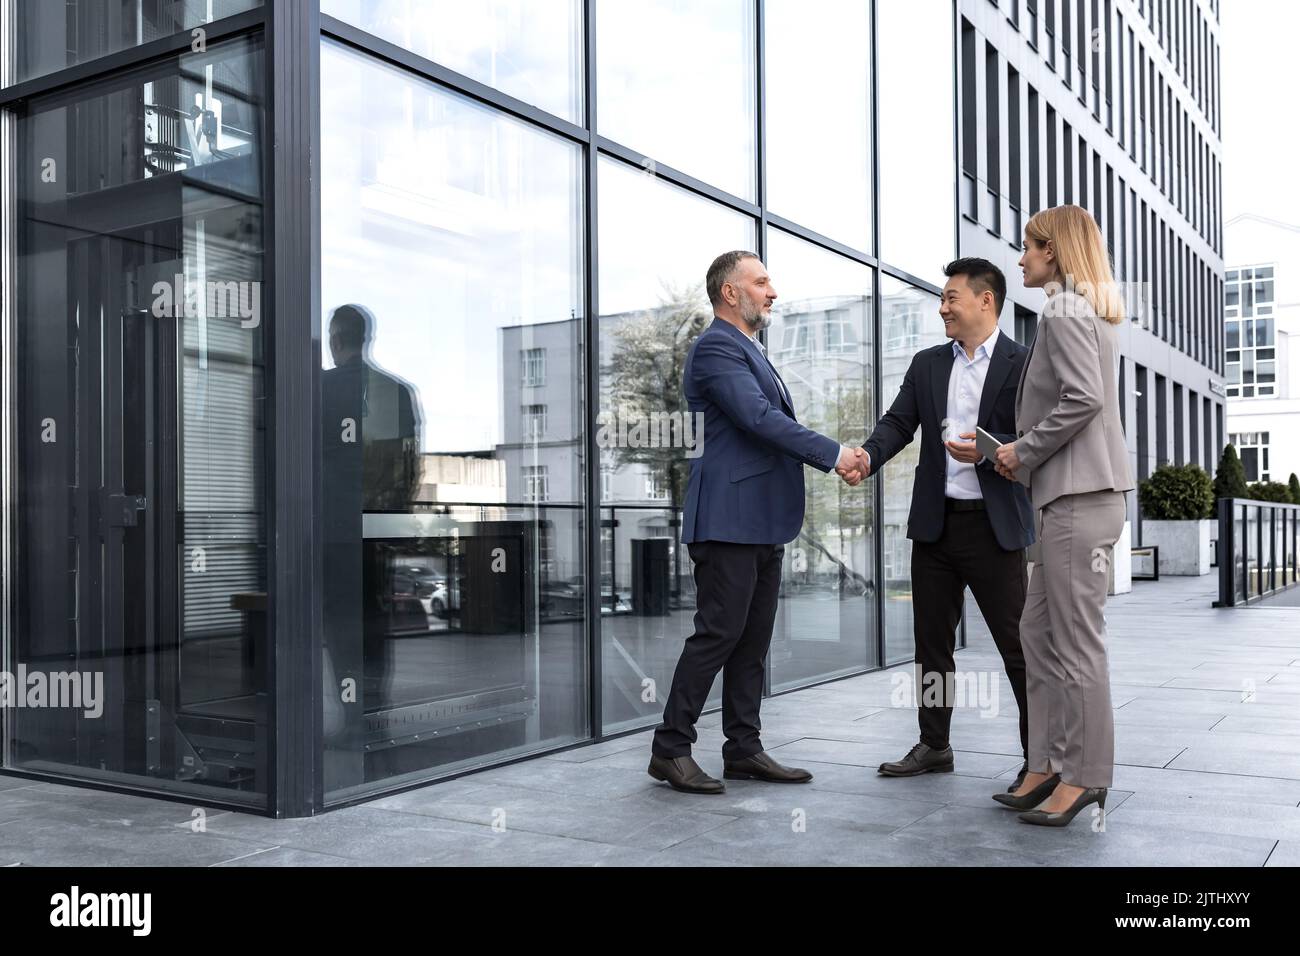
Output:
[944, 326, 1000, 500]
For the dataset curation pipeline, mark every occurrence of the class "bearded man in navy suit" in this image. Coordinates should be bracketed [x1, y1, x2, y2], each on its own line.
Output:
[647, 251, 869, 794]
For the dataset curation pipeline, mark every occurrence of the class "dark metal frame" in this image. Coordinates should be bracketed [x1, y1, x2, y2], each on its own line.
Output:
[1215, 497, 1300, 608]
[2, 0, 962, 815]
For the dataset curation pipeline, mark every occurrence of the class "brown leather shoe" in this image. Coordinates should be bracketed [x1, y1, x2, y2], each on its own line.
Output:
[648, 754, 725, 794]
[877, 741, 954, 777]
[723, 751, 813, 783]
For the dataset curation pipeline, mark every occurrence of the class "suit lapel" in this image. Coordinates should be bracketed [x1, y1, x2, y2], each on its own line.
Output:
[931, 344, 954, 426]
[762, 352, 795, 414]
[977, 333, 1016, 426]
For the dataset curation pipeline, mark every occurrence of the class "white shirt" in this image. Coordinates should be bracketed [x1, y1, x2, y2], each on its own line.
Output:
[944, 326, 1000, 500]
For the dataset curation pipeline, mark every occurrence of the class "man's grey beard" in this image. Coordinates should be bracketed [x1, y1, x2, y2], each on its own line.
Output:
[740, 298, 771, 333]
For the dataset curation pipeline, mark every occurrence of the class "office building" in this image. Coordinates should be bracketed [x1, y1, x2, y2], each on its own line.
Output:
[1224, 214, 1300, 485]
[960, 0, 1227, 529]
[0, 0, 1220, 816]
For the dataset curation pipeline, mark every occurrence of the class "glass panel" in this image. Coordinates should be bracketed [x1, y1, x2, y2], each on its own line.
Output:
[9, 36, 267, 804]
[766, 230, 876, 689]
[596, 0, 756, 200]
[878, 0, 956, 277]
[596, 156, 754, 732]
[320, 41, 587, 802]
[320, 0, 583, 123]
[880, 276, 949, 663]
[9, 0, 262, 86]
[765, 0, 872, 250]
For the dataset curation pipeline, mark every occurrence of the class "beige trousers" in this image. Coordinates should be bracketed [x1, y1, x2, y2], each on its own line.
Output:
[1021, 489, 1126, 788]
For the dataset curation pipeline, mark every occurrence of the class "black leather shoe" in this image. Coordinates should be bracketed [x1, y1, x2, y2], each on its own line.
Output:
[723, 751, 812, 783]
[877, 742, 954, 777]
[1007, 762, 1029, 793]
[1018, 787, 1108, 827]
[647, 754, 725, 794]
[992, 772, 1060, 810]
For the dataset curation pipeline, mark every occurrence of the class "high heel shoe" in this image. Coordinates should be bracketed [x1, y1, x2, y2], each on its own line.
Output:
[1017, 786, 1107, 827]
[991, 773, 1060, 810]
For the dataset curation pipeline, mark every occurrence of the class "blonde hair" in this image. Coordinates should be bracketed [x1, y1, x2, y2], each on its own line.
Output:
[1025, 205, 1125, 325]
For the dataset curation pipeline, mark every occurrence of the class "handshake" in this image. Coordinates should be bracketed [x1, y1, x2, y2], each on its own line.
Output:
[835, 446, 871, 486]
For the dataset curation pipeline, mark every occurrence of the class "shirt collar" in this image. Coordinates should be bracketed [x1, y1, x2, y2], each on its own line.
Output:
[951, 325, 1000, 362]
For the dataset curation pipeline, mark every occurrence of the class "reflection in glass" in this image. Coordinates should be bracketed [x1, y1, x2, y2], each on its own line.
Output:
[321, 0, 584, 123]
[765, 0, 872, 251]
[10, 37, 267, 803]
[596, 157, 754, 732]
[597, 0, 756, 200]
[9, 0, 262, 86]
[765, 230, 876, 688]
[878, 0, 956, 277]
[880, 277, 949, 664]
[320, 41, 587, 801]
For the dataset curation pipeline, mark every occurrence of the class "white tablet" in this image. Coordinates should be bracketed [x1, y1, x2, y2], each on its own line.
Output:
[974, 426, 1004, 461]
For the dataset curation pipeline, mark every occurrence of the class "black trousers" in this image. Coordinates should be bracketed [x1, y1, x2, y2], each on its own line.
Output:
[910, 507, 1029, 758]
[652, 540, 783, 762]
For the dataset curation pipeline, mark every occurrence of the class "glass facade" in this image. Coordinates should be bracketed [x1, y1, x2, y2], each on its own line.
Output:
[3, 1, 962, 814]
[6, 33, 268, 806]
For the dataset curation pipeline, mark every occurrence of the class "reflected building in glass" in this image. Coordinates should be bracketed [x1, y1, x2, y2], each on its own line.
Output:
[0, 0, 1221, 815]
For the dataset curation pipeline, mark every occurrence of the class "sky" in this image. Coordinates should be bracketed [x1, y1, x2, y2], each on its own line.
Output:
[1221, 0, 1300, 226]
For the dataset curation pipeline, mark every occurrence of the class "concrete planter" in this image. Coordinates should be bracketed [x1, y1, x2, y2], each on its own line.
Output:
[1140, 518, 1213, 576]
[1108, 521, 1132, 595]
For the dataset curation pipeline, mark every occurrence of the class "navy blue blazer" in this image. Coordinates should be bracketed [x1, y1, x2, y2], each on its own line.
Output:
[864, 330, 1035, 552]
[681, 318, 841, 545]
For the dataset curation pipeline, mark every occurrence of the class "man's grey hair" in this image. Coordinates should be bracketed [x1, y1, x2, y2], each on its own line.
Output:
[706, 250, 761, 308]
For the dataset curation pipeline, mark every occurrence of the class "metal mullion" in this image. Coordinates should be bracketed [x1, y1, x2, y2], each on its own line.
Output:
[596, 138, 761, 218]
[879, 261, 945, 298]
[268, 0, 321, 818]
[756, 0, 772, 699]
[0, 6, 268, 107]
[583, 0, 603, 742]
[320, 14, 589, 146]
[870, 0, 886, 669]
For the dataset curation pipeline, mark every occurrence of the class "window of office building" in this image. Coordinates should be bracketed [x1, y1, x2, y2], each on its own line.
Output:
[1231, 433, 1271, 483]
[1225, 266, 1276, 398]
[879, 0, 955, 278]
[7, 33, 270, 807]
[10, 0, 263, 84]
[321, 0, 584, 122]
[595, 158, 753, 733]
[880, 277, 948, 664]
[319, 40, 588, 802]
[597, 0, 756, 201]
[765, 0, 872, 251]
[766, 230, 877, 688]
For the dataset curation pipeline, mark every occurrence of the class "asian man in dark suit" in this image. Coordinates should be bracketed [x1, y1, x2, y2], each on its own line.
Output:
[859, 258, 1035, 792]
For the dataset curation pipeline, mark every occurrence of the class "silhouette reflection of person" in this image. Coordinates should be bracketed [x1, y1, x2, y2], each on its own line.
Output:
[321, 304, 422, 787]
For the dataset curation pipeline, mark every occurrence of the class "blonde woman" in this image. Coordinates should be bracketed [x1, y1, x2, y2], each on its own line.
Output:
[990, 205, 1135, 827]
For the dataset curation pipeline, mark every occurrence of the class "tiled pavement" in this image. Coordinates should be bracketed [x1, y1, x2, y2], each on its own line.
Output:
[3, 574, 1299, 866]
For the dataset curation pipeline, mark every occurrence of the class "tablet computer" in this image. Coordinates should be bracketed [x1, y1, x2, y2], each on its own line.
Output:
[974, 426, 1004, 461]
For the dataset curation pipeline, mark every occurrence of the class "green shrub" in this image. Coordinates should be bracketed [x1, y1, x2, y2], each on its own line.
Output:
[1289, 473, 1300, 505]
[1247, 481, 1293, 503]
[1213, 445, 1249, 500]
[1139, 463, 1215, 520]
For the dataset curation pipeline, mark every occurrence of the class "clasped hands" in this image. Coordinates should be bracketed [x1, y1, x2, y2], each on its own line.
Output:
[945, 431, 1022, 480]
[835, 446, 870, 486]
